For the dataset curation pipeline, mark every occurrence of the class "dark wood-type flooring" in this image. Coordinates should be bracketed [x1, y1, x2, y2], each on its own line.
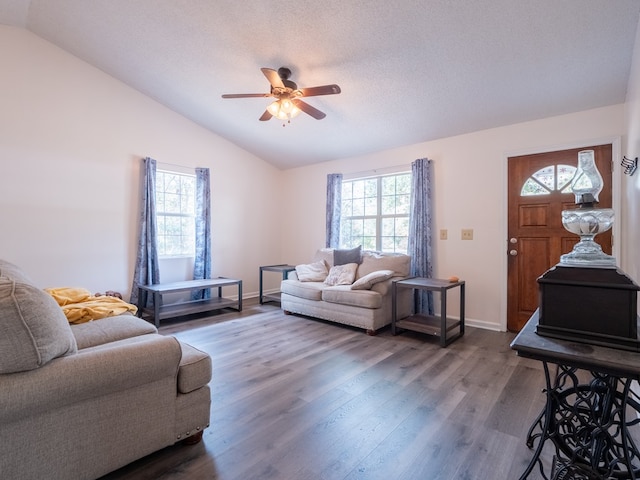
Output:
[99, 303, 558, 480]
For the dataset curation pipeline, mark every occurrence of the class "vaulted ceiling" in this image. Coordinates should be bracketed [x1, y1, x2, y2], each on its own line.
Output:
[2, 1, 639, 169]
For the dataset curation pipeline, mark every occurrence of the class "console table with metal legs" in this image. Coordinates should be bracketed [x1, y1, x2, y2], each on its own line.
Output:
[137, 277, 242, 327]
[511, 310, 640, 480]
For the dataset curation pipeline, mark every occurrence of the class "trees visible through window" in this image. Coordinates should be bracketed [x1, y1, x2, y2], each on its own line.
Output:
[340, 172, 411, 253]
[521, 164, 576, 196]
[155, 170, 196, 256]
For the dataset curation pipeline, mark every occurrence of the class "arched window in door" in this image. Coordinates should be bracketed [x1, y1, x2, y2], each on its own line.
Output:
[520, 164, 576, 196]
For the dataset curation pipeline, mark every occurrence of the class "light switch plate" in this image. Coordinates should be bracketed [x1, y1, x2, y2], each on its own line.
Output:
[440, 229, 448, 240]
[461, 229, 473, 240]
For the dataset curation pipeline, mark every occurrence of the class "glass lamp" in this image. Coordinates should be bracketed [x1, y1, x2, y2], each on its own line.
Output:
[559, 150, 616, 267]
[267, 97, 301, 124]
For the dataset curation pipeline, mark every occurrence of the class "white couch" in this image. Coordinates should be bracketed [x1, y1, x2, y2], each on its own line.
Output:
[280, 248, 412, 334]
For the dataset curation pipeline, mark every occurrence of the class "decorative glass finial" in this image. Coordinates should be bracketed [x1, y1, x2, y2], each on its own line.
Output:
[559, 150, 616, 267]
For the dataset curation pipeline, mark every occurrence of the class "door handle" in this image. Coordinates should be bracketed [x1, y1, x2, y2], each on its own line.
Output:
[509, 249, 518, 256]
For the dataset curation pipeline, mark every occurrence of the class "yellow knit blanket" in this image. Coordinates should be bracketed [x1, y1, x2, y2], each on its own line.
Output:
[45, 287, 138, 324]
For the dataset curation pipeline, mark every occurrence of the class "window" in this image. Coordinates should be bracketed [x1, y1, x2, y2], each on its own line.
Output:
[155, 170, 196, 256]
[521, 164, 576, 196]
[340, 172, 411, 253]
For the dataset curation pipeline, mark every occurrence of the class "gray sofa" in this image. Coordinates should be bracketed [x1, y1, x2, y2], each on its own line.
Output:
[0, 259, 212, 480]
[281, 248, 412, 334]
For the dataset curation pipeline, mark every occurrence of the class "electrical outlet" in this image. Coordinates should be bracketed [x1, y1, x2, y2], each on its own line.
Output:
[461, 228, 473, 240]
[440, 229, 448, 240]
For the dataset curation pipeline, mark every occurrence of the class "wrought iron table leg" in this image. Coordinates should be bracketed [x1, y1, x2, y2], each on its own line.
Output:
[520, 363, 640, 480]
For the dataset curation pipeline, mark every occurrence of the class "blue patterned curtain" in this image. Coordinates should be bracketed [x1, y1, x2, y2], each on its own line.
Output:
[192, 167, 212, 300]
[130, 157, 160, 308]
[326, 173, 342, 248]
[408, 158, 434, 314]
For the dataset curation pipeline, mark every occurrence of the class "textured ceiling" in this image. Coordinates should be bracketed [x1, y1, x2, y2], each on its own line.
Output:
[2, 0, 639, 169]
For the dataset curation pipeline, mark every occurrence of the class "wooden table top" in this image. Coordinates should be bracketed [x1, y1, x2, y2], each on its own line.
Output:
[511, 309, 640, 379]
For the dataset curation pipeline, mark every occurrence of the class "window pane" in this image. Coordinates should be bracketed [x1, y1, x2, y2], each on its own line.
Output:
[352, 180, 365, 199]
[381, 236, 395, 251]
[396, 174, 411, 194]
[532, 166, 554, 190]
[396, 194, 410, 214]
[364, 197, 377, 216]
[382, 217, 395, 236]
[362, 237, 376, 250]
[339, 172, 410, 254]
[381, 195, 395, 215]
[364, 179, 377, 198]
[352, 219, 364, 237]
[363, 218, 376, 237]
[396, 217, 409, 236]
[165, 193, 180, 213]
[156, 191, 165, 211]
[352, 199, 365, 216]
[520, 164, 577, 197]
[521, 178, 550, 196]
[381, 176, 396, 196]
[557, 165, 576, 191]
[342, 199, 353, 216]
[166, 175, 180, 194]
[155, 170, 196, 256]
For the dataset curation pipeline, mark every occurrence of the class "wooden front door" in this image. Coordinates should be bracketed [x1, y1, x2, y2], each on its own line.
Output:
[506, 145, 613, 332]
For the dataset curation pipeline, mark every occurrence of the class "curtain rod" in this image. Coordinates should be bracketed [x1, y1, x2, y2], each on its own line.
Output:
[156, 161, 197, 175]
[342, 163, 412, 180]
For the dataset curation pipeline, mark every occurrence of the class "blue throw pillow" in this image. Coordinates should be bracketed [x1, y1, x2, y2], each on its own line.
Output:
[334, 246, 362, 266]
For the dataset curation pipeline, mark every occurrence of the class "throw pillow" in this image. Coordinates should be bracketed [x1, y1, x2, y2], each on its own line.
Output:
[295, 261, 329, 282]
[324, 263, 358, 286]
[351, 269, 395, 290]
[333, 245, 362, 266]
[0, 276, 78, 374]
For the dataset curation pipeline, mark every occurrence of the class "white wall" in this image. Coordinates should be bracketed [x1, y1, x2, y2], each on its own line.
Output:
[281, 105, 625, 331]
[0, 26, 284, 298]
[623, 18, 640, 285]
[1, 24, 633, 329]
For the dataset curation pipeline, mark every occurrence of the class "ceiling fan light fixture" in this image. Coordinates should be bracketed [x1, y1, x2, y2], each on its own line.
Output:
[267, 98, 301, 122]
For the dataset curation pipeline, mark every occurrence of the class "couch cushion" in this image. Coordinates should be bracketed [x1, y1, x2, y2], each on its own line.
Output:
[312, 248, 335, 268]
[295, 260, 329, 282]
[324, 263, 358, 286]
[71, 314, 157, 349]
[178, 341, 212, 394]
[334, 245, 362, 266]
[0, 260, 77, 374]
[351, 269, 395, 290]
[322, 286, 383, 309]
[357, 251, 411, 278]
[281, 279, 324, 301]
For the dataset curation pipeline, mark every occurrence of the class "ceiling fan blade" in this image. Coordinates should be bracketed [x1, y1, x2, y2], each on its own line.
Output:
[292, 99, 326, 120]
[300, 84, 341, 97]
[261, 68, 285, 90]
[221, 93, 271, 99]
[259, 110, 272, 121]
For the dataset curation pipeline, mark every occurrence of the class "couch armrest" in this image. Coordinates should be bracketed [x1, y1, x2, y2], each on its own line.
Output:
[370, 277, 393, 295]
[0, 334, 181, 423]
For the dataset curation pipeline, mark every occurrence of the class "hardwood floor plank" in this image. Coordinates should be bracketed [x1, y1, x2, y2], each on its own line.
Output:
[100, 305, 562, 480]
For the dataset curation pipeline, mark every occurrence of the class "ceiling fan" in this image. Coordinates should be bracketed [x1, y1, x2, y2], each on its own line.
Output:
[221, 67, 341, 124]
